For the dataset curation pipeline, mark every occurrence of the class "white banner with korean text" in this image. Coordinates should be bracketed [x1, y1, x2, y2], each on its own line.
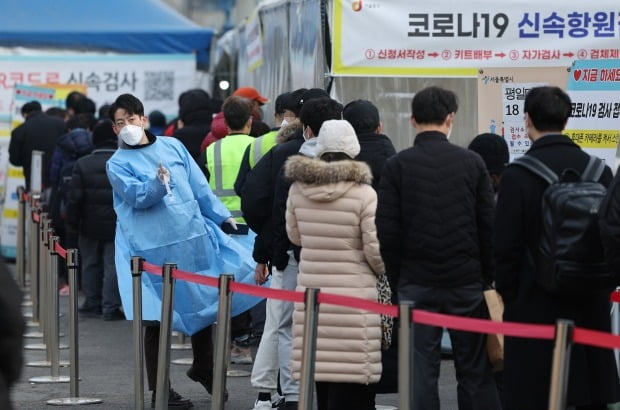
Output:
[564, 59, 620, 169]
[0, 53, 196, 123]
[332, 0, 620, 77]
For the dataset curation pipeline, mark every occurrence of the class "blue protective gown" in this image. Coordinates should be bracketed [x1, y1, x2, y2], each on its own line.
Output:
[106, 134, 261, 335]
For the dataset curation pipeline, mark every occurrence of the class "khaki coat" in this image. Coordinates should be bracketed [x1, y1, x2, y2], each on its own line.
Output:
[285, 155, 384, 384]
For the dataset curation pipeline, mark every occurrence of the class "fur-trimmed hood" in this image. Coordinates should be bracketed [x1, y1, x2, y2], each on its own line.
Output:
[276, 121, 303, 144]
[284, 155, 372, 202]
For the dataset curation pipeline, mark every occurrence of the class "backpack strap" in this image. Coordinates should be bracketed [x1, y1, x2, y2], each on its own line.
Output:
[511, 155, 559, 185]
[581, 156, 605, 182]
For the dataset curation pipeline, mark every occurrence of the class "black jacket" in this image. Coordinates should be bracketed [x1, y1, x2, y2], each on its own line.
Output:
[239, 123, 303, 266]
[376, 131, 495, 291]
[8, 111, 66, 190]
[173, 123, 211, 174]
[356, 132, 396, 190]
[66, 143, 117, 240]
[494, 134, 619, 408]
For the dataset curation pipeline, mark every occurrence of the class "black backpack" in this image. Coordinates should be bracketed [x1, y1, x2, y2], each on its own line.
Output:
[512, 154, 615, 293]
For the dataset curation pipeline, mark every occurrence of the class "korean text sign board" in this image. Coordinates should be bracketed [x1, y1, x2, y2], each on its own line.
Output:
[332, 0, 620, 77]
[0, 54, 196, 122]
[565, 59, 620, 166]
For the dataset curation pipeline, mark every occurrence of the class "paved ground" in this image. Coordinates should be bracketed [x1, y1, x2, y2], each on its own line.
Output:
[9, 262, 459, 410]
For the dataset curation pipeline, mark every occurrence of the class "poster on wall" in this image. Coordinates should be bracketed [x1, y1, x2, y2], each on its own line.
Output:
[332, 0, 620, 77]
[0, 53, 196, 124]
[0, 83, 89, 258]
[244, 8, 264, 72]
[564, 59, 620, 168]
[477, 67, 569, 161]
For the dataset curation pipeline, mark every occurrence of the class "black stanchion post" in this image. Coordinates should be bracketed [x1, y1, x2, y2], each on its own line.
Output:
[16, 186, 26, 288]
[131, 256, 145, 410]
[155, 263, 176, 410]
[398, 301, 415, 410]
[47, 248, 102, 405]
[299, 288, 320, 410]
[212, 274, 234, 410]
[548, 319, 575, 410]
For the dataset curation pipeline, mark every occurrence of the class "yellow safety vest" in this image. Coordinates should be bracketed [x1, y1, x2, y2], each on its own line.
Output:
[248, 130, 278, 168]
[206, 133, 254, 222]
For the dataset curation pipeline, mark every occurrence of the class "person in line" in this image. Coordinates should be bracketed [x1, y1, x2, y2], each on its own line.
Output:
[8, 100, 66, 191]
[238, 89, 306, 410]
[494, 86, 620, 409]
[66, 120, 123, 321]
[285, 119, 384, 410]
[106, 93, 259, 408]
[468, 133, 509, 194]
[342, 99, 396, 190]
[376, 86, 500, 410]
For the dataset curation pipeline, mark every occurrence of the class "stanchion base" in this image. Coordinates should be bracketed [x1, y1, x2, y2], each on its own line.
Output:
[171, 343, 191, 350]
[26, 320, 40, 328]
[47, 397, 103, 406]
[26, 360, 70, 368]
[375, 406, 397, 410]
[24, 343, 46, 350]
[29, 375, 70, 384]
[25, 342, 68, 350]
[24, 330, 44, 338]
[227, 369, 250, 377]
[23, 311, 33, 318]
[171, 357, 193, 365]
[22, 300, 33, 307]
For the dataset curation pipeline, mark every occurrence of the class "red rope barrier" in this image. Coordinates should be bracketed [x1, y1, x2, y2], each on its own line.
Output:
[142, 261, 162, 276]
[138, 261, 620, 349]
[23, 192, 30, 202]
[54, 243, 67, 260]
[611, 291, 620, 303]
[32, 211, 39, 223]
[173, 269, 218, 288]
[414, 310, 555, 340]
[230, 281, 304, 303]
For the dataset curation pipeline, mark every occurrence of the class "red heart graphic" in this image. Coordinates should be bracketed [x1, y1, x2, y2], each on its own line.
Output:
[573, 69, 582, 81]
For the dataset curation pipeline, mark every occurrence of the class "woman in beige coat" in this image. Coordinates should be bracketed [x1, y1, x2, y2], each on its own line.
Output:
[285, 119, 385, 410]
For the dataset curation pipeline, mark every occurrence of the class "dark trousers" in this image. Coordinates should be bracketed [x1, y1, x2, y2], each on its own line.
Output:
[401, 283, 501, 410]
[315, 381, 375, 410]
[144, 325, 213, 392]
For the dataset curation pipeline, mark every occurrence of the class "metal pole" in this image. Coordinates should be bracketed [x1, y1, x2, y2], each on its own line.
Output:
[25, 213, 49, 353]
[398, 301, 415, 410]
[548, 319, 575, 410]
[29, 236, 69, 384]
[298, 288, 320, 410]
[25, 200, 42, 334]
[47, 248, 102, 405]
[155, 263, 177, 410]
[212, 274, 234, 410]
[16, 186, 26, 288]
[131, 256, 145, 410]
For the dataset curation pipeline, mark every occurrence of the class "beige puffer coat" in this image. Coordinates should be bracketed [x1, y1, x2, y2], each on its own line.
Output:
[285, 155, 385, 385]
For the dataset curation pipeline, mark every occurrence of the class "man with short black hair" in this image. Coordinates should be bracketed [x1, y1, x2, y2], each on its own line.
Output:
[9, 100, 66, 190]
[495, 86, 620, 409]
[376, 86, 500, 410]
[343, 99, 396, 190]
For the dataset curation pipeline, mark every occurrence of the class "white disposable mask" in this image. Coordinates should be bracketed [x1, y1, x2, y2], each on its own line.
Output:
[280, 118, 289, 127]
[119, 124, 143, 146]
[446, 125, 453, 140]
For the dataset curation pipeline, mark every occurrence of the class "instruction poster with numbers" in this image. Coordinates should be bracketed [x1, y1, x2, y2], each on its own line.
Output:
[332, 0, 620, 77]
[564, 59, 620, 168]
[0, 53, 196, 123]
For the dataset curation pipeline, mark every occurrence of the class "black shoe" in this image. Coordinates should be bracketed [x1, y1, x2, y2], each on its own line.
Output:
[102, 309, 125, 321]
[186, 367, 228, 401]
[150, 388, 193, 409]
[280, 401, 298, 410]
[78, 304, 101, 318]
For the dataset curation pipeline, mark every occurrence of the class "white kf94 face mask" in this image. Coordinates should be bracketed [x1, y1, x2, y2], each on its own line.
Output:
[119, 124, 143, 146]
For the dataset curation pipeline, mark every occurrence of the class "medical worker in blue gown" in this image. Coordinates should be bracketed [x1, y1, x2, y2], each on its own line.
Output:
[106, 94, 260, 408]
